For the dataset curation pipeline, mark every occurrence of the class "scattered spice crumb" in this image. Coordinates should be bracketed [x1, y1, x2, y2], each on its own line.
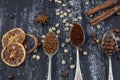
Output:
[52, 27, 56, 31]
[73, 18, 78, 22]
[96, 24, 101, 29]
[96, 39, 100, 43]
[67, 9, 71, 13]
[68, 13, 72, 17]
[61, 60, 66, 65]
[64, 27, 69, 31]
[85, 1, 89, 5]
[56, 9, 60, 12]
[78, 16, 83, 20]
[56, 30, 61, 34]
[64, 49, 68, 53]
[116, 37, 120, 41]
[60, 14, 64, 18]
[65, 22, 69, 27]
[83, 51, 88, 56]
[62, 4, 66, 7]
[32, 55, 36, 59]
[62, 19, 67, 23]
[64, 12, 68, 16]
[49, 28, 53, 32]
[55, 23, 60, 27]
[65, 38, 70, 43]
[42, 35, 46, 38]
[70, 64, 75, 69]
[36, 55, 40, 60]
[61, 43, 65, 48]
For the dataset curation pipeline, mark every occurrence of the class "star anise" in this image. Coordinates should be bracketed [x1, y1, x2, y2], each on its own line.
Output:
[36, 14, 48, 25]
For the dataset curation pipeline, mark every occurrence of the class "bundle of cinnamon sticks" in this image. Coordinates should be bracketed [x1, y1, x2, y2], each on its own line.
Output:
[86, 0, 120, 26]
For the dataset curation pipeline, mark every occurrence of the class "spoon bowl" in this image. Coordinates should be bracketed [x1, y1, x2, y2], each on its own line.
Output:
[102, 31, 117, 48]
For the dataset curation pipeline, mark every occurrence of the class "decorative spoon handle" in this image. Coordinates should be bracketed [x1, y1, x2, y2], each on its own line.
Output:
[74, 47, 83, 80]
[108, 56, 114, 80]
[47, 56, 52, 80]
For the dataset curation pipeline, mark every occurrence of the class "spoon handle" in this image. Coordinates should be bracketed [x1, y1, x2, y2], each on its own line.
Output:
[74, 47, 83, 80]
[108, 56, 114, 80]
[47, 56, 52, 80]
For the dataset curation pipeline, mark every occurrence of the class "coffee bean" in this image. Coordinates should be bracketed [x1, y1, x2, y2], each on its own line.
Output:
[61, 70, 69, 77]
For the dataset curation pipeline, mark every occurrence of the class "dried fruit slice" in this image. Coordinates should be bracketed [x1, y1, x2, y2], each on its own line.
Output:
[2, 28, 26, 47]
[24, 34, 38, 55]
[1, 43, 26, 67]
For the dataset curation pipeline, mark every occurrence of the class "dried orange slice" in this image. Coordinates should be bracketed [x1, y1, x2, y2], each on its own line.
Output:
[1, 43, 26, 67]
[2, 28, 26, 47]
[24, 34, 38, 55]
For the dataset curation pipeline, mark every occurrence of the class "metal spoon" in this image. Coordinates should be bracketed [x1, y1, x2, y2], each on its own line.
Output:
[43, 32, 59, 80]
[70, 24, 85, 80]
[45, 48, 58, 80]
[102, 31, 117, 80]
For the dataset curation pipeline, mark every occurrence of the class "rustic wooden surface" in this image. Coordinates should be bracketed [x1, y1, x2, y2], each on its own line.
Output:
[0, 0, 120, 80]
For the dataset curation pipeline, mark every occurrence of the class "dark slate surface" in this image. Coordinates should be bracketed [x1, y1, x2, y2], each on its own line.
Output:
[0, 0, 120, 80]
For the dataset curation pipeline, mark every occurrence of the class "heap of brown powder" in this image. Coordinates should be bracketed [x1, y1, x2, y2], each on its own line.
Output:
[43, 32, 58, 54]
[70, 24, 84, 47]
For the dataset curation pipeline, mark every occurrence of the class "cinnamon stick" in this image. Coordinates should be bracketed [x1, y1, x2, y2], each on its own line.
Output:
[90, 6, 120, 26]
[86, 0, 118, 16]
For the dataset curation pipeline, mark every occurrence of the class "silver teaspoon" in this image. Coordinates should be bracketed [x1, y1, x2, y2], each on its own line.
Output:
[102, 31, 117, 80]
[43, 32, 59, 80]
[70, 24, 85, 80]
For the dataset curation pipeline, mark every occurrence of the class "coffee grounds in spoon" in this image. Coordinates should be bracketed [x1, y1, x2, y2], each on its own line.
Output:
[43, 32, 58, 54]
[70, 24, 84, 47]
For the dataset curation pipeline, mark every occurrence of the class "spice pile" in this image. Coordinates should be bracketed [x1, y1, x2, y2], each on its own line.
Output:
[70, 24, 84, 47]
[1, 28, 38, 67]
[43, 32, 58, 54]
[86, 0, 120, 26]
[101, 31, 119, 56]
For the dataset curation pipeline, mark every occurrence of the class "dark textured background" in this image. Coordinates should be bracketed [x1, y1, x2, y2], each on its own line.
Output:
[0, 0, 120, 80]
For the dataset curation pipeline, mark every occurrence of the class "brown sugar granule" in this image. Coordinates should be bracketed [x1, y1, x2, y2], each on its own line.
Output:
[70, 24, 84, 47]
[43, 32, 58, 54]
